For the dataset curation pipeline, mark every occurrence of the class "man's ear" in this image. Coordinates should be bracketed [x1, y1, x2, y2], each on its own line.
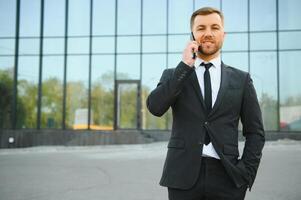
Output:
[221, 31, 226, 42]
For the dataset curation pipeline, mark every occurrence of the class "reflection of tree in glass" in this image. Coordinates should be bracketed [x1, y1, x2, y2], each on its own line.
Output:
[259, 93, 278, 131]
[141, 85, 171, 130]
[282, 96, 301, 107]
[17, 78, 37, 128]
[118, 83, 137, 129]
[2, 69, 178, 130]
[66, 81, 88, 128]
[91, 72, 114, 128]
[41, 77, 63, 128]
[0, 68, 14, 128]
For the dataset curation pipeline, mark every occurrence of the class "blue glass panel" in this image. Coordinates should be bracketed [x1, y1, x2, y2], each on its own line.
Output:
[143, 36, 166, 53]
[279, 0, 301, 30]
[279, 31, 301, 50]
[93, 0, 115, 35]
[117, 36, 140, 53]
[117, 54, 140, 80]
[68, 0, 90, 36]
[279, 51, 301, 131]
[222, 0, 248, 32]
[250, 52, 278, 131]
[250, 32, 277, 50]
[44, 0, 65, 36]
[143, 0, 167, 34]
[19, 0, 40, 36]
[250, 0, 276, 31]
[0, 0, 16, 36]
[168, 0, 192, 33]
[222, 33, 248, 51]
[117, 0, 141, 34]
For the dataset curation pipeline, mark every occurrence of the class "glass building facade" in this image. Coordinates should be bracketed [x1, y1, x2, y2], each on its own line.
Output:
[1, 0, 301, 133]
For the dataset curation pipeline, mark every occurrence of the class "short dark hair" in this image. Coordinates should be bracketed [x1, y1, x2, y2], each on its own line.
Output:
[190, 7, 224, 30]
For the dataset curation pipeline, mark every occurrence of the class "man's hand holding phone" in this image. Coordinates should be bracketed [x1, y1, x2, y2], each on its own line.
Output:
[182, 41, 199, 67]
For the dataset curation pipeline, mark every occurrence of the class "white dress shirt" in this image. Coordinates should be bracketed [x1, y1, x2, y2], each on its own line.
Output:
[194, 56, 221, 159]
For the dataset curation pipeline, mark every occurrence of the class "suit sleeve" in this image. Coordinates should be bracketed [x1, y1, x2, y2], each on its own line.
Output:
[239, 73, 265, 189]
[146, 61, 195, 117]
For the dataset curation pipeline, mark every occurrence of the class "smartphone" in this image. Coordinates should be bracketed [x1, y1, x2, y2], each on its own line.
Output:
[190, 32, 197, 59]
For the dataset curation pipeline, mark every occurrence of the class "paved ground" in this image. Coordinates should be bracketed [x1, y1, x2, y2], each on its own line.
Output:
[0, 140, 301, 200]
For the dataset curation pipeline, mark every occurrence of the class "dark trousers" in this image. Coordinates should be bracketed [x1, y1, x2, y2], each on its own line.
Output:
[168, 157, 248, 200]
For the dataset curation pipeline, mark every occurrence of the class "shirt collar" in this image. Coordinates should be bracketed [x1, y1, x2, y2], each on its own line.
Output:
[195, 55, 221, 69]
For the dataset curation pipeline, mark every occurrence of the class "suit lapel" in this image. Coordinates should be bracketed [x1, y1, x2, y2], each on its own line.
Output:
[190, 70, 206, 110]
[209, 62, 230, 117]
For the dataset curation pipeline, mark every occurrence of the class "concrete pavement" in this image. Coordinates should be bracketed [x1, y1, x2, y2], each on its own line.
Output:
[0, 140, 300, 200]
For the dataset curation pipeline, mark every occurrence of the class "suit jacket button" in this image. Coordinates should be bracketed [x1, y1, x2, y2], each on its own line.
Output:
[204, 121, 208, 125]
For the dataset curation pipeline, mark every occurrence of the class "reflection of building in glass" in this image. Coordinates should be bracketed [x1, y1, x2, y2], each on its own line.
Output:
[0, 0, 301, 138]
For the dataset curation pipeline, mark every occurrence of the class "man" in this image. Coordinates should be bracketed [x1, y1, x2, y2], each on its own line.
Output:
[147, 7, 265, 200]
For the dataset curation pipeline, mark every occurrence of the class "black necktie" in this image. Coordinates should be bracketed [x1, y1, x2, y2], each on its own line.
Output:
[201, 62, 213, 145]
[201, 62, 213, 113]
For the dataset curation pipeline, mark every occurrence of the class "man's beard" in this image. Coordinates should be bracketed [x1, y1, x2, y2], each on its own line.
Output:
[198, 42, 222, 56]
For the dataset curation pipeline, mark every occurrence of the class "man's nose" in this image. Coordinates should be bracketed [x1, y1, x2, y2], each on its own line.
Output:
[203, 29, 214, 36]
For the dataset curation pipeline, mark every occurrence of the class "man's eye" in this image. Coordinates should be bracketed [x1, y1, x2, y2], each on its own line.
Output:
[212, 26, 220, 30]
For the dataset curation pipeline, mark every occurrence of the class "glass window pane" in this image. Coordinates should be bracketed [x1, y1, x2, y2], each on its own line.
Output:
[117, 36, 140, 53]
[167, 53, 181, 69]
[44, 0, 65, 36]
[222, 52, 248, 72]
[142, 54, 166, 92]
[280, 51, 301, 131]
[43, 38, 64, 55]
[18, 57, 39, 83]
[66, 55, 89, 129]
[68, 0, 90, 36]
[91, 55, 114, 130]
[168, 0, 192, 33]
[0, 56, 14, 73]
[142, 54, 167, 130]
[41, 56, 64, 128]
[195, 0, 220, 10]
[279, 0, 301, 30]
[279, 31, 301, 50]
[0, 0, 16, 36]
[117, 0, 140, 34]
[222, 33, 248, 51]
[93, 0, 115, 35]
[222, 0, 248, 32]
[143, 36, 166, 53]
[0, 39, 15, 55]
[20, 0, 40, 36]
[17, 56, 39, 128]
[168, 35, 189, 52]
[250, 52, 278, 131]
[117, 83, 138, 129]
[92, 37, 115, 54]
[143, 0, 167, 34]
[0, 56, 14, 129]
[19, 38, 40, 55]
[68, 37, 89, 54]
[250, 32, 277, 51]
[117, 55, 140, 80]
[250, 0, 276, 31]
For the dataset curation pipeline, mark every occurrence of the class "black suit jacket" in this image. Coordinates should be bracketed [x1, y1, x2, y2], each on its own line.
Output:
[147, 61, 265, 190]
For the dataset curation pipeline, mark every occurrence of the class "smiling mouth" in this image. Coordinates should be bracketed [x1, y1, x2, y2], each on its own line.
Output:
[202, 41, 214, 44]
[201, 41, 214, 48]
